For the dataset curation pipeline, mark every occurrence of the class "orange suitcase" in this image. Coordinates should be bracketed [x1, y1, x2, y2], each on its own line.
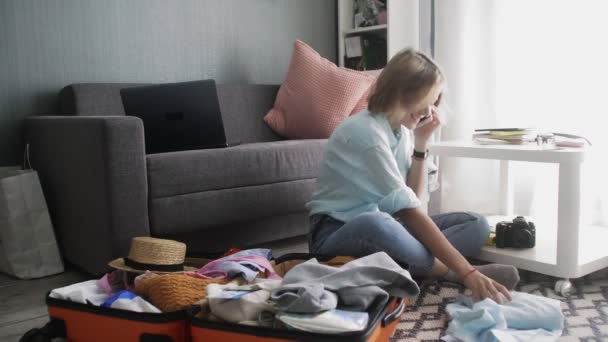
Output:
[21, 256, 214, 342]
[21, 254, 409, 342]
[20, 293, 188, 342]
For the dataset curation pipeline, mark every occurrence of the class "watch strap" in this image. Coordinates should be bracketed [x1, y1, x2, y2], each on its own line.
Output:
[412, 149, 428, 160]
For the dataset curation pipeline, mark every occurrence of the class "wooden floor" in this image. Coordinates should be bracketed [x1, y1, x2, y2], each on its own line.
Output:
[0, 236, 309, 342]
[0, 269, 87, 341]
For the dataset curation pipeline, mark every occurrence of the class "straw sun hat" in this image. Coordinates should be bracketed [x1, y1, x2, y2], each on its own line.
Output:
[109, 237, 197, 274]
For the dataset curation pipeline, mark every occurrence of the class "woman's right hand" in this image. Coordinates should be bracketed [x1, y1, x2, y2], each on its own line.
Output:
[462, 270, 512, 304]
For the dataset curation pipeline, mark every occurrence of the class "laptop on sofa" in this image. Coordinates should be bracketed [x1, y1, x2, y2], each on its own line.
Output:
[120, 79, 231, 154]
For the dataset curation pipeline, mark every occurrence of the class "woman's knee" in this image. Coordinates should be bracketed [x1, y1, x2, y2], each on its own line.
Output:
[466, 212, 491, 248]
[404, 248, 435, 275]
[357, 212, 435, 271]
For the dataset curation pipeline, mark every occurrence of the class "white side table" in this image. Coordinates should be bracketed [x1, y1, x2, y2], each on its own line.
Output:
[429, 140, 604, 295]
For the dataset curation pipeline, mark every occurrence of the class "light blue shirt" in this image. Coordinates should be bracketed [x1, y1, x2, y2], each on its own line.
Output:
[307, 109, 421, 222]
[443, 292, 564, 342]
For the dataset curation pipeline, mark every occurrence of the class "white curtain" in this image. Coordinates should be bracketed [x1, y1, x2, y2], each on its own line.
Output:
[433, 0, 608, 226]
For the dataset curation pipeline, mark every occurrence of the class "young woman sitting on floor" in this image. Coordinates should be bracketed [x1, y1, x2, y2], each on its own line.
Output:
[307, 48, 519, 303]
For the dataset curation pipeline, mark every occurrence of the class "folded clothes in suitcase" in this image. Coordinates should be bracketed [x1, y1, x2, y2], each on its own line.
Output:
[189, 253, 410, 342]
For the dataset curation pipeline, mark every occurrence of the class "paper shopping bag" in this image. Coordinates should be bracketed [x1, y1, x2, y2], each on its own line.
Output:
[0, 167, 64, 279]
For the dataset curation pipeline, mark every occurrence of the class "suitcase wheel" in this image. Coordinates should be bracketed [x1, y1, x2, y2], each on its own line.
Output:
[20, 318, 66, 342]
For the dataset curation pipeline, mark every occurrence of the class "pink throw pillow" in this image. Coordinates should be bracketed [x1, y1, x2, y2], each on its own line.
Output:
[263, 40, 376, 139]
[350, 69, 383, 116]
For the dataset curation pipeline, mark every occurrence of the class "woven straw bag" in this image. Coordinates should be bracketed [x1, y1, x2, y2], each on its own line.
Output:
[135, 273, 228, 312]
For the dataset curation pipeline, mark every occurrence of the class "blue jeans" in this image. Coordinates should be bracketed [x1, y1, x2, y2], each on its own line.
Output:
[308, 211, 490, 276]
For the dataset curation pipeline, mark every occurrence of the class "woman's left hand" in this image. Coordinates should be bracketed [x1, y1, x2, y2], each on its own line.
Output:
[413, 106, 442, 144]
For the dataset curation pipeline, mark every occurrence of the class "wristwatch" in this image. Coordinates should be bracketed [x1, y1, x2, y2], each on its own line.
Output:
[412, 149, 429, 160]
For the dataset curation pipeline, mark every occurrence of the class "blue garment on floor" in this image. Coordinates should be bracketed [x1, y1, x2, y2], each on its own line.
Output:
[442, 291, 564, 342]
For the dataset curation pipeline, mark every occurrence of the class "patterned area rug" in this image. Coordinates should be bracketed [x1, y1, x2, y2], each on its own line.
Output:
[391, 268, 608, 341]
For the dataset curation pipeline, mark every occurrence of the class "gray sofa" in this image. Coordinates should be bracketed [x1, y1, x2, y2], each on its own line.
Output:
[24, 83, 326, 275]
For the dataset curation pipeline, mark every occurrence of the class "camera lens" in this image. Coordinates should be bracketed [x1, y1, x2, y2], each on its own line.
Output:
[516, 230, 534, 247]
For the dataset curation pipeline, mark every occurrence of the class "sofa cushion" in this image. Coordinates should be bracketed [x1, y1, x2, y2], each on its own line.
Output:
[350, 69, 383, 115]
[216, 84, 282, 144]
[59, 83, 144, 116]
[147, 139, 326, 199]
[59, 83, 282, 143]
[149, 179, 315, 236]
[163, 212, 309, 254]
[263, 40, 376, 139]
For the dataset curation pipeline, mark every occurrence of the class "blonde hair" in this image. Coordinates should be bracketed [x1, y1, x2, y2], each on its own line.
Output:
[368, 48, 444, 116]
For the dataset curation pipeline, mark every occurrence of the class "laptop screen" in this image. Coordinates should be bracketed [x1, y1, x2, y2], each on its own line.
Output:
[120, 80, 227, 154]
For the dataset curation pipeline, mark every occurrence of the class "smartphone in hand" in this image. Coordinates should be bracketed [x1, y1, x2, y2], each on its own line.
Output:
[415, 114, 432, 129]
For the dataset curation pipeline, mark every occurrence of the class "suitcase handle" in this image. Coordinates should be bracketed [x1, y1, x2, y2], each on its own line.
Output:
[140, 333, 174, 342]
[381, 298, 405, 327]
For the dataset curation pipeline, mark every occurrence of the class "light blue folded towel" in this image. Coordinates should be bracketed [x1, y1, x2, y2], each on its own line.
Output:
[442, 291, 564, 342]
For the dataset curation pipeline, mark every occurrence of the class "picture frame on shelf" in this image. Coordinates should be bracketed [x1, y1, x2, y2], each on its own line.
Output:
[353, 0, 387, 28]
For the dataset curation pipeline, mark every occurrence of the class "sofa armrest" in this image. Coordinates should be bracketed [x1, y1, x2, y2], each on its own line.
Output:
[24, 116, 149, 275]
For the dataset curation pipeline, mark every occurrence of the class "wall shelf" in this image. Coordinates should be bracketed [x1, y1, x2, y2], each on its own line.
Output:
[337, 0, 419, 69]
[344, 24, 387, 36]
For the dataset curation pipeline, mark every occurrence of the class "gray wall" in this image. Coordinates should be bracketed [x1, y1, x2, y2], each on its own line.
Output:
[0, 0, 336, 166]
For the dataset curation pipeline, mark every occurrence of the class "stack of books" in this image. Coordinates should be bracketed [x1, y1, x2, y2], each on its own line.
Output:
[473, 128, 539, 145]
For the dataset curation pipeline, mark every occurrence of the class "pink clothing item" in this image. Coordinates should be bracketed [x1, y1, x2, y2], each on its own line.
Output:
[197, 255, 282, 281]
[97, 270, 132, 295]
[97, 273, 114, 296]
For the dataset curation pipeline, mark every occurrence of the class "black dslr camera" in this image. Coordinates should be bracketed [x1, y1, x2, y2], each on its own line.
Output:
[495, 216, 536, 249]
